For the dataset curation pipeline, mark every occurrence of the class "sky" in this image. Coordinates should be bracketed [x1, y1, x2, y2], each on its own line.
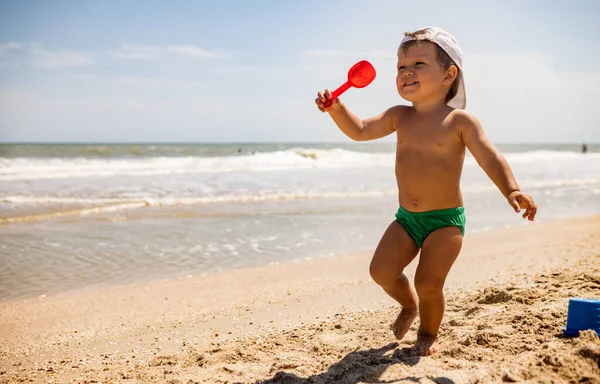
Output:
[0, 0, 599, 143]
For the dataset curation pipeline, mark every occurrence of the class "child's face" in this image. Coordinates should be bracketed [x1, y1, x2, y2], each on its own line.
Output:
[396, 41, 450, 104]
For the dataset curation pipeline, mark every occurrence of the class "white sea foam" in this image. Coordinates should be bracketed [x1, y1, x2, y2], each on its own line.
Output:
[0, 190, 399, 223]
[461, 177, 600, 194]
[1, 148, 599, 225]
[0, 148, 393, 181]
[0, 189, 397, 206]
[2, 175, 598, 224]
[2, 148, 597, 181]
[2, 175, 597, 206]
[464, 150, 600, 164]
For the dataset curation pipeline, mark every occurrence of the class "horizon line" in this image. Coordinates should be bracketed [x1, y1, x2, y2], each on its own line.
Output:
[0, 141, 598, 146]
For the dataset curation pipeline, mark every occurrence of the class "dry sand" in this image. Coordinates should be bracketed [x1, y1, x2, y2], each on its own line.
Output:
[0, 215, 599, 383]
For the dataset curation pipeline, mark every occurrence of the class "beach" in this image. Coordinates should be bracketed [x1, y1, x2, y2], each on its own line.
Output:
[1, 143, 599, 383]
[1, 215, 599, 383]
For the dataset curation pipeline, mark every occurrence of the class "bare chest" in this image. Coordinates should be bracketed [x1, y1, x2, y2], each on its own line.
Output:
[395, 118, 461, 158]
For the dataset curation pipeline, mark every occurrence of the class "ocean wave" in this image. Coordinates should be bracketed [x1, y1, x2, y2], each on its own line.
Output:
[4, 176, 596, 205]
[1, 190, 396, 206]
[461, 177, 600, 193]
[0, 190, 397, 224]
[0, 202, 149, 224]
[463, 150, 600, 164]
[3, 176, 599, 224]
[502, 150, 600, 162]
[0, 148, 394, 181]
[2, 148, 598, 181]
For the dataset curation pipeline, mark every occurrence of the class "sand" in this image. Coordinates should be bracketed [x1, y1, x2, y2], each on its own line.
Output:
[0, 215, 599, 384]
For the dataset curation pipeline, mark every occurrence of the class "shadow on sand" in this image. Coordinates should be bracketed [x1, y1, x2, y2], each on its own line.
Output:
[255, 342, 455, 384]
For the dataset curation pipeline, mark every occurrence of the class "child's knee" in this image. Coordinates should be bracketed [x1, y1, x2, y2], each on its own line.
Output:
[369, 262, 398, 287]
[414, 276, 444, 299]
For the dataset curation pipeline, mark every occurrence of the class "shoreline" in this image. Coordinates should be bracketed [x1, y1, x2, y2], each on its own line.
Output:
[1, 215, 599, 383]
[2, 213, 599, 303]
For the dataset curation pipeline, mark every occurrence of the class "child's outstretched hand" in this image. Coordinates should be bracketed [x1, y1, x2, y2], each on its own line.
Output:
[507, 191, 537, 221]
[315, 89, 341, 112]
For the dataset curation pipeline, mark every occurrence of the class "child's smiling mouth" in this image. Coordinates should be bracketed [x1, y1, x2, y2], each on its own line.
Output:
[403, 81, 419, 88]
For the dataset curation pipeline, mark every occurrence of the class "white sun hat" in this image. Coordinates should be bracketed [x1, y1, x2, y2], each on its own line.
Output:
[399, 26, 466, 109]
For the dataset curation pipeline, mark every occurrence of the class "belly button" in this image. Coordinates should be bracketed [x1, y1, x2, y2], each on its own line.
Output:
[411, 199, 419, 207]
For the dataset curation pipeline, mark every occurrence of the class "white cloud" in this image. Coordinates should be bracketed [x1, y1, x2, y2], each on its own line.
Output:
[0, 42, 22, 56]
[69, 73, 100, 80]
[166, 45, 232, 59]
[0, 42, 23, 67]
[30, 47, 92, 69]
[111, 76, 202, 88]
[0, 61, 21, 68]
[303, 50, 345, 57]
[465, 53, 600, 97]
[0, 89, 232, 142]
[303, 49, 395, 61]
[115, 43, 232, 60]
[461, 53, 600, 142]
[114, 43, 162, 59]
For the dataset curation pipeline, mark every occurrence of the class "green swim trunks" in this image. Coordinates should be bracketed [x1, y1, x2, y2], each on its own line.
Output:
[395, 206, 466, 248]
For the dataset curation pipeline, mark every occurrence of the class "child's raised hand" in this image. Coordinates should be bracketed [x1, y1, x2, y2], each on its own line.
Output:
[507, 191, 537, 221]
[315, 89, 340, 112]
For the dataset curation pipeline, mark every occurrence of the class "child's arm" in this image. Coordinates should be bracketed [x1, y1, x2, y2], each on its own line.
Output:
[457, 110, 538, 221]
[315, 89, 398, 141]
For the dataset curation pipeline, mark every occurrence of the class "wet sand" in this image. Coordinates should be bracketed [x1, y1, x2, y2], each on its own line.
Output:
[0, 215, 599, 383]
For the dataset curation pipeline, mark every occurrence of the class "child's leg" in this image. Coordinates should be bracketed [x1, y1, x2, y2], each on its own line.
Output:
[369, 221, 420, 339]
[412, 226, 462, 355]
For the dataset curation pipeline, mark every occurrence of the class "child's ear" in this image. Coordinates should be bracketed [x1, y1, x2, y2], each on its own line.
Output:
[443, 65, 458, 84]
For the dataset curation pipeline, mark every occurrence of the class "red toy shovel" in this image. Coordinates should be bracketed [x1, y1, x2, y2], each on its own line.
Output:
[323, 60, 376, 108]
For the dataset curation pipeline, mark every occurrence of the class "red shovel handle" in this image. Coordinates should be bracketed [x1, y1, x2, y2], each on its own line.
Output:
[323, 82, 351, 108]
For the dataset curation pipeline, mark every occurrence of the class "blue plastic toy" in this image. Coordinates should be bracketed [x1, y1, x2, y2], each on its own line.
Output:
[564, 297, 600, 336]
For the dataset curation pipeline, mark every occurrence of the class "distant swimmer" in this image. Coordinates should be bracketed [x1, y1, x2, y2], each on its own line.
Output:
[582, 144, 588, 154]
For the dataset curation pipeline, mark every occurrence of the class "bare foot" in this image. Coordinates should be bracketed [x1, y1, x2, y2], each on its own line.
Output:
[411, 328, 439, 356]
[392, 307, 418, 339]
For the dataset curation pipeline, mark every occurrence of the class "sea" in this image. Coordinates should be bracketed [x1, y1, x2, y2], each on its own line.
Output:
[1, 143, 599, 300]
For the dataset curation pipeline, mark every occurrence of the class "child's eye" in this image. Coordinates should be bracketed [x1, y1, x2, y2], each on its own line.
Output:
[398, 66, 405, 71]
[415, 62, 425, 66]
